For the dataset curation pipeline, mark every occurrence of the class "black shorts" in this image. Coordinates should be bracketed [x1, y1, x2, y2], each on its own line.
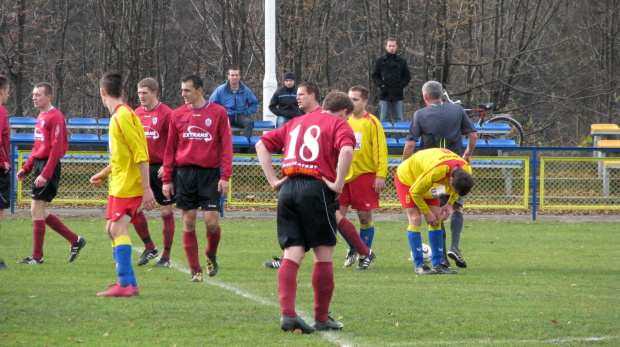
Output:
[0, 169, 10, 209]
[176, 166, 221, 211]
[31, 159, 61, 202]
[150, 163, 177, 206]
[277, 176, 338, 251]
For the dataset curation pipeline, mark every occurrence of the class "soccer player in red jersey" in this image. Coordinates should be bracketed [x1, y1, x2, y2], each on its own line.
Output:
[91, 71, 156, 297]
[256, 90, 355, 333]
[0, 75, 11, 269]
[16, 82, 86, 265]
[134, 78, 176, 268]
[162, 75, 233, 282]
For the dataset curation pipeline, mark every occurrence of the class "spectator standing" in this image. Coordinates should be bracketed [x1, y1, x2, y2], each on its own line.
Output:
[269, 71, 302, 128]
[371, 38, 411, 125]
[16, 82, 86, 265]
[209, 67, 258, 140]
[0, 75, 11, 270]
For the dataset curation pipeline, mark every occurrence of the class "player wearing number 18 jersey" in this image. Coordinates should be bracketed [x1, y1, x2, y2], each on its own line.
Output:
[257, 90, 355, 333]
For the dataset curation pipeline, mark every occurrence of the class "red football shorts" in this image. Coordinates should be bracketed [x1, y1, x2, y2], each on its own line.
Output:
[107, 195, 143, 223]
[394, 172, 439, 209]
[339, 173, 380, 210]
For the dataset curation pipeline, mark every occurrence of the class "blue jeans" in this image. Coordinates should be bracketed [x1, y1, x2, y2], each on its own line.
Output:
[276, 116, 291, 128]
[379, 100, 404, 123]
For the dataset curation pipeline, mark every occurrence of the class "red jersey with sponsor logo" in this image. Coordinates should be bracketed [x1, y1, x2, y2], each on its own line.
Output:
[163, 101, 233, 183]
[259, 109, 355, 182]
[0, 105, 10, 168]
[135, 102, 173, 164]
[22, 107, 69, 179]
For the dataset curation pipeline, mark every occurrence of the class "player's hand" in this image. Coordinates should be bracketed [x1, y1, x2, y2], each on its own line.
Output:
[322, 176, 344, 195]
[462, 153, 472, 164]
[439, 203, 454, 221]
[218, 179, 230, 196]
[34, 175, 48, 188]
[157, 166, 164, 179]
[16, 169, 27, 181]
[269, 177, 287, 192]
[3, 162, 10, 173]
[142, 187, 156, 211]
[163, 183, 174, 200]
[374, 177, 386, 192]
[423, 212, 439, 227]
[90, 173, 105, 187]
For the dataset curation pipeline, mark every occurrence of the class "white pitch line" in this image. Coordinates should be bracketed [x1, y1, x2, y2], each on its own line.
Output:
[133, 248, 354, 347]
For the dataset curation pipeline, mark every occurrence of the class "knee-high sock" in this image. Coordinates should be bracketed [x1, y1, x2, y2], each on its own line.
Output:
[45, 214, 78, 244]
[161, 213, 175, 259]
[113, 235, 136, 287]
[183, 231, 202, 273]
[359, 221, 375, 248]
[450, 211, 464, 249]
[32, 220, 46, 259]
[337, 228, 354, 250]
[441, 221, 449, 264]
[407, 225, 424, 267]
[337, 218, 369, 257]
[206, 227, 221, 257]
[428, 225, 443, 266]
[312, 262, 334, 322]
[278, 259, 299, 317]
[133, 211, 155, 250]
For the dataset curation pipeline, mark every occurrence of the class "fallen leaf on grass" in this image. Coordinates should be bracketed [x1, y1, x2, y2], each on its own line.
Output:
[550, 320, 558, 324]
[103, 332, 109, 337]
[395, 322, 399, 327]
[131, 323, 136, 327]
[29, 295, 38, 298]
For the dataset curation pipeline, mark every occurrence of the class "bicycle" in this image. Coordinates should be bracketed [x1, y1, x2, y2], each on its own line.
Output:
[443, 90, 525, 146]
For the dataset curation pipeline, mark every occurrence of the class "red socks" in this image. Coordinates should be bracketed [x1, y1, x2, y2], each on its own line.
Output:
[32, 220, 46, 259]
[312, 262, 334, 322]
[278, 259, 299, 317]
[161, 213, 175, 259]
[183, 231, 202, 273]
[205, 227, 221, 257]
[338, 218, 370, 256]
[45, 214, 78, 244]
[133, 211, 155, 250]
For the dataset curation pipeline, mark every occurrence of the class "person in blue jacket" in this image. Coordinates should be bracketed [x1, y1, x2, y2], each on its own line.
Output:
[209, 67, 258, 140]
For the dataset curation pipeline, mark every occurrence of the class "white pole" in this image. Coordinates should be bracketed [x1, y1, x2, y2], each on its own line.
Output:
[263, 0, 277, 123]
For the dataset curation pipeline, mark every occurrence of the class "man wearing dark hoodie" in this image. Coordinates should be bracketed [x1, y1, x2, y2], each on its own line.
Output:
[371, 38, 411, 125]
[269, 72, 302, 128]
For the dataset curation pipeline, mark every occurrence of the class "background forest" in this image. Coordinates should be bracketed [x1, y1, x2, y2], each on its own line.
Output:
[0, 0, 618, 146]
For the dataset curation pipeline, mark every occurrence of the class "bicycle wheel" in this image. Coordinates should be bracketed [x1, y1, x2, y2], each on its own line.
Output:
[485, 116, 525, 146]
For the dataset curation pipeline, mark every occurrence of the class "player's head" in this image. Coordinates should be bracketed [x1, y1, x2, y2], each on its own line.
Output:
[180, 74, 204, 106]
[283, 71, 295, 89]
[385, 38, 398, 54]
[137, 78, 159, 108]
[348, 85, 369, 115]
[297, 82, 320, 113]
[322, 91, 354, 119]
[100, 71, 123, 99]
[422, 81, 443, 102]
[0, 75, 9, 105]
[33, 82, 53, 110]
[450, 167, 474, 197]
[227, 67, 241, 86]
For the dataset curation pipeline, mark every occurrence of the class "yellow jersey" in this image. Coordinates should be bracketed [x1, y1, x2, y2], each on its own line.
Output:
[345, 112, 388, 183]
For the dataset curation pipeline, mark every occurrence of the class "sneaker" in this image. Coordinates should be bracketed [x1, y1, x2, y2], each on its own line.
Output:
[97, 283, 134, 297]
[206, 255, 218, 277]
[433, 263, 458, 274]
[137, 248, 159, 266]
[0, 259, 10, 270]
[314, 315, 343, 331]
[189, 271, 203, 283]
[132, 285, 140, 296]
[263, 256, 282, 269]
[18, 256, 43, 264]
[448, 247, 467, 268]
[414, 264, 437, 275]
[153, 257, 171, 268]
[280, 314, 316, 334]
[354, 250, 376, 270]
[344, 249, 357, 267]
[69, 236, 87, 262]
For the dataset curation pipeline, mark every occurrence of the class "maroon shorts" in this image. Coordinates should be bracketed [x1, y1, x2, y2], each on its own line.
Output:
[106, 195, 142, 223]
[339, 173, 380, 210]
[394, 173, 439, 209]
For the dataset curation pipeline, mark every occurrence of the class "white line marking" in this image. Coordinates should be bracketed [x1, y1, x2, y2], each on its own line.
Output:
[134, 247, 354, 346]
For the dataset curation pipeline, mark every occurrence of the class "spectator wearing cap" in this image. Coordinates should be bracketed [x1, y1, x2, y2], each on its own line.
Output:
[269, 71, 302, 128]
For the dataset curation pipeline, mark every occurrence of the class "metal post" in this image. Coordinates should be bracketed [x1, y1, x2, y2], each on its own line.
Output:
[263, 0, 277, 124]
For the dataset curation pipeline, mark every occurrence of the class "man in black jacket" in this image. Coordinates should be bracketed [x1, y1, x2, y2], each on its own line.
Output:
[371, 38, 411, 124]
[269, 72, 302, 128]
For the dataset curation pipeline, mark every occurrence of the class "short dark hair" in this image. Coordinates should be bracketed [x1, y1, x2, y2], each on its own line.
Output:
[451, 167, 475, 196]
[349, 85, 369, 101]
[228, 67, 241, 75]
[0, 75, 8, 91]
[138, 77, 159, 92]
[298, 82, 320, 103]
[322, 91, 354, 114]
[386, 37, 397, 45]
[181, 75, 204, 90]
[34, 82, 53, 96]
[100, 71, 123, 98]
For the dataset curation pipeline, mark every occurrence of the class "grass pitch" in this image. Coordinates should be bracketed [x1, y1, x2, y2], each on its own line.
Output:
[0, 216, 618, 346]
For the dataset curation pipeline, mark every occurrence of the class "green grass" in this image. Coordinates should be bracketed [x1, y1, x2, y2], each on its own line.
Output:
[0, 216, 619, 346]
